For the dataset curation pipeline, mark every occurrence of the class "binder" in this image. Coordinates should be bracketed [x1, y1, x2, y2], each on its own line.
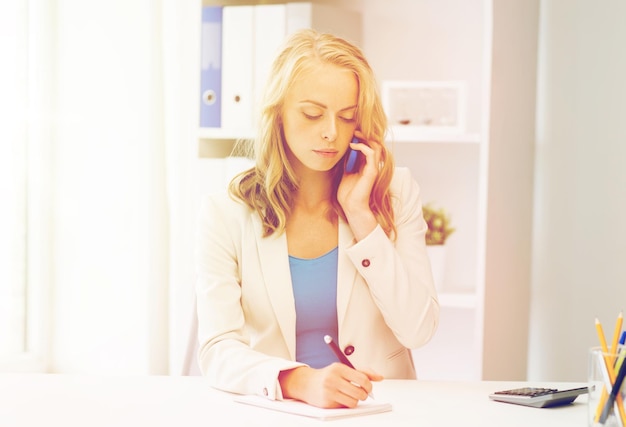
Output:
[221, 6, 254, 131]
[200, 6, 223, 128]
[199, 4, 361, 134]
[253, 5, 286, 112]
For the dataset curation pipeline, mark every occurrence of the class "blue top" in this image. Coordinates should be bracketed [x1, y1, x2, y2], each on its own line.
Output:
[289, 247, 339, 368]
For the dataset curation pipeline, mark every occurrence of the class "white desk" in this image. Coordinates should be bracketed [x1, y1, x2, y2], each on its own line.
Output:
[0, 374, 589, 427]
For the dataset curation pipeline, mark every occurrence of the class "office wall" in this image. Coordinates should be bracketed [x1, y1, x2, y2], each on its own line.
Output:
[527, 0, 626, 381]
[481, 0, 539, 380]
[358, 0, 484, 134]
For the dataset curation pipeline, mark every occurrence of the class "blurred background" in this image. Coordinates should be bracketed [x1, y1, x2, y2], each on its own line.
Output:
[1, 0, 624, 382]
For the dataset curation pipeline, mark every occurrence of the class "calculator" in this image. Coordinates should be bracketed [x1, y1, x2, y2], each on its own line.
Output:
[488, 386, 589, 408]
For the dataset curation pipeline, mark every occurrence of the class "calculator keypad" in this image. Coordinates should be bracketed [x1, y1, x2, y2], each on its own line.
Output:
[494, 387, 558, 398]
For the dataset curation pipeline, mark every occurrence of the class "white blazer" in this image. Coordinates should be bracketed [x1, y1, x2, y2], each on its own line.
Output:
[195, 167, 439, 399]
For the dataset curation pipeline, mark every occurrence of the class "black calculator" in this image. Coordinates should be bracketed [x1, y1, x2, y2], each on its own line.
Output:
[488, 386, 589, 408]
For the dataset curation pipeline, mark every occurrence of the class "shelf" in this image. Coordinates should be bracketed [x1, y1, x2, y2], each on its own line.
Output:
[437, 292, 477, 309]
[386, 126, 481, 144]
[199, 126, 481, 145]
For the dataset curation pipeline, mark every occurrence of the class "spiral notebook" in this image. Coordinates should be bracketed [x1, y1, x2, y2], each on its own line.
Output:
[233, 395, 392, 420]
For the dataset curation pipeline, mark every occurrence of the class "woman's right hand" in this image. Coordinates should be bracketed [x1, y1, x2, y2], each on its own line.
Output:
[278, 364, 383, 408]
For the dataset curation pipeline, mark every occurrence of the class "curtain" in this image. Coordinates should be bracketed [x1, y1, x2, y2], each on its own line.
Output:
[0, 0, 28, 361]
[0, 0, 202, 375]
[42, 0, 161, 374]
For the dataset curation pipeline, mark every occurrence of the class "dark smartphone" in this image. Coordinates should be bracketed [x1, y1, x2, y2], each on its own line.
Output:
[345, 136, 362, 174]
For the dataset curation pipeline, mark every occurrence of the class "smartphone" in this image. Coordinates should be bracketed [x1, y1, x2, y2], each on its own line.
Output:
[345, 136, 362, 174]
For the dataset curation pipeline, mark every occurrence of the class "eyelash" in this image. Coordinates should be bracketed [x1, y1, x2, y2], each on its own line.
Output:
[303, 113, 355, 123]
[303, 113, 321, 120]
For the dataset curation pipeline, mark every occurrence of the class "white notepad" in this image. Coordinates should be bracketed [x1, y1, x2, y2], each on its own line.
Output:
[233, 395, 392, 420]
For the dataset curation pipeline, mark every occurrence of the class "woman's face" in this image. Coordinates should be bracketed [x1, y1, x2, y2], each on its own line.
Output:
[281, 62, 359, 174]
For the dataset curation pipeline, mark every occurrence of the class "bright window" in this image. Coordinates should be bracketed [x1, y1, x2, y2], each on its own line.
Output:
[0, 0, 28, 362]
[0, 0, 48, 372]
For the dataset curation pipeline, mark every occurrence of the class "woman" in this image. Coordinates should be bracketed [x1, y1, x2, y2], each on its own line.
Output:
[195, 29, 439, 409]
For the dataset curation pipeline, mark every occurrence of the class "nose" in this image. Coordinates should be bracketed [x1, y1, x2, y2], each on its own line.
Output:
[321, 116, 337, 142]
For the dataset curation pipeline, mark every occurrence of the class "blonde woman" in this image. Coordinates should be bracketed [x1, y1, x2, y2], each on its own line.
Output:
[195, 29, 439, 409]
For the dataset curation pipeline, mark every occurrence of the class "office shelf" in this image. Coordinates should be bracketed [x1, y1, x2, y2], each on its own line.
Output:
[386, 127, 481, 144]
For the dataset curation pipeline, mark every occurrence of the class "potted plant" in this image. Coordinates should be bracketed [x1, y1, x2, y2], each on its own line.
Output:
[422, 204, 455, 290]
[423, 204, 455, 245]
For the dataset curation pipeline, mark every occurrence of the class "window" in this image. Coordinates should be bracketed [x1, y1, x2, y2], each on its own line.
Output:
[0, 0, 48, 372]
[0, 0, 28, 365]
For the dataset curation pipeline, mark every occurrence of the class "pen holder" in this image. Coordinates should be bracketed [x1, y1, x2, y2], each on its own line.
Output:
[588, 346, 626, 427]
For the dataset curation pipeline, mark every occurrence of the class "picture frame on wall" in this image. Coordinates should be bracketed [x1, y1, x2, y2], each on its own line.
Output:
[382, 80, 467, 136]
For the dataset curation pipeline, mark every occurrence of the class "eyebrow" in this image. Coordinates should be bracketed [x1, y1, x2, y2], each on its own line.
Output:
[299, 100, 357, 112]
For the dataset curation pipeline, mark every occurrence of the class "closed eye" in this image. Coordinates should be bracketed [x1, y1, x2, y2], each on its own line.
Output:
[303, 112, 322, 120]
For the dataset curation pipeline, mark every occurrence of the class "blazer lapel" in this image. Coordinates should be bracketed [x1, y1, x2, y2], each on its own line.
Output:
[251, 215, 297, 360]
[337, 219, 358, 330]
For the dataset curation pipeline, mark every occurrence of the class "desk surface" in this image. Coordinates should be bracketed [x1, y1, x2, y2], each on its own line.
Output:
[0, 374, 589, 427]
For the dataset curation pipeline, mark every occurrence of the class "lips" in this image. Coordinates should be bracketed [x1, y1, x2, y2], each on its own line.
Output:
[313, 149, 339, 158]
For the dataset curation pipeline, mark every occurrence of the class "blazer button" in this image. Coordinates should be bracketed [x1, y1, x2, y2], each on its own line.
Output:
[344, 345, 355, 356]
[361, 259, 371, 267]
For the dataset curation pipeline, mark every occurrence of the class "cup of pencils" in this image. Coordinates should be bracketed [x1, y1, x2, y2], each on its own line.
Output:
[589, 313, 626, 427]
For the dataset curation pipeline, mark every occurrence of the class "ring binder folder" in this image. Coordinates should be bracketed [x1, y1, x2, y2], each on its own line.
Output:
[200, 6, 223, 128]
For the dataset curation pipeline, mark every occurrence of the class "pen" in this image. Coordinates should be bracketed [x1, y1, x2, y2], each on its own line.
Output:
[324, 335, 355, 368]
[616, 332, 626, 383]
[323, 335, 375, 399]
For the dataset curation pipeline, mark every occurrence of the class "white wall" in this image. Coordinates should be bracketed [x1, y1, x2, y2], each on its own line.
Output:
[358, 0, 484, 134]
[481, 0, 539, 380]
[527, 0, 626, 381]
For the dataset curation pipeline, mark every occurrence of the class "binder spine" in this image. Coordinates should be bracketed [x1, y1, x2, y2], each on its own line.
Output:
[221, 6, 254, 131]
[200, 6, 222, 128]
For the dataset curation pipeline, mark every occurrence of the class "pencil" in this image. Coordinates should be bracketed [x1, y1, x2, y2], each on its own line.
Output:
[600, 354, 626, 424]
[610, 312, 624, 362]
[594, 317, 626, 425]
[595, 318, 611, 421]
[596, 318, 610, 353]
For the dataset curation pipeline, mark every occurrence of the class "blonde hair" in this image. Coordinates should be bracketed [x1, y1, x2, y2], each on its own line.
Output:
[229, 29, 396, 238]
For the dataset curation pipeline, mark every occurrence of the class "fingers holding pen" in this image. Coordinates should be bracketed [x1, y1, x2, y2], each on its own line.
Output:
[320, 336, 383, 405]
[323, 363, 373, 408]
[297, 364, 379, 408]
[278, 362, 383, 409]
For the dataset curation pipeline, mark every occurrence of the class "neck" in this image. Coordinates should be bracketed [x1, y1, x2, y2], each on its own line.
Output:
[293, 170, 335, 212]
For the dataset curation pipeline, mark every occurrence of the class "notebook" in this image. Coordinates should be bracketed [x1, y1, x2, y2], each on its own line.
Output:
[233, 395, 392, 420]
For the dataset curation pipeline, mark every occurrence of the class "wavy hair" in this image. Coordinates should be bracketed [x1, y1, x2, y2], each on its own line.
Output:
[229, 29, 396, 239]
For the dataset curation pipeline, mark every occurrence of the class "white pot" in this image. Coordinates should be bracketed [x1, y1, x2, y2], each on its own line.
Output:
[426, 245, 446, 291]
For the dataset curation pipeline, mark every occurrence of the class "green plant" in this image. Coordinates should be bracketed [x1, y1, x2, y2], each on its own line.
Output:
[423, 204, 456, 245]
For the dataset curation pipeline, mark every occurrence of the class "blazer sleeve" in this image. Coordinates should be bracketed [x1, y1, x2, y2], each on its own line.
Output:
[194, 194, 304, 399]
[345, 167, 440, 349]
